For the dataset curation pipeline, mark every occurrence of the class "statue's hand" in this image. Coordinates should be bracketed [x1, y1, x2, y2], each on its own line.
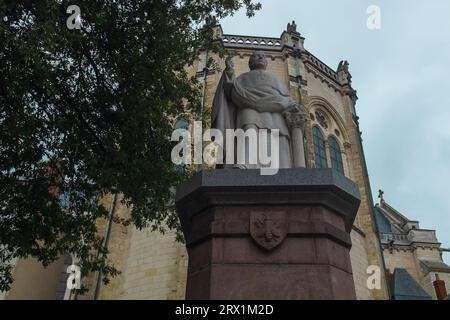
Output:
[225, 56, 234, 72]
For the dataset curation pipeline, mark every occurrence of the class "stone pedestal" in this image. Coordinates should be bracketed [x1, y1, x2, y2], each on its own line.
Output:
[175, 169, 360, 300]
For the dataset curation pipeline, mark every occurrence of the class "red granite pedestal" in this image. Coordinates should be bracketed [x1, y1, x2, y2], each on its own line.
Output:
[175, 169, 361, 300]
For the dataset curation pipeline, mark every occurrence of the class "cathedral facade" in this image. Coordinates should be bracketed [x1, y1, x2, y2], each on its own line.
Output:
[4, 23, 449, 300]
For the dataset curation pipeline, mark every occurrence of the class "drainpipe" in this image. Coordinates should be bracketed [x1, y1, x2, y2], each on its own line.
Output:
[200, 50, 209, 127]
[93, 193, 118, 300]
[440, 248, 450, 263]
[197, 50, 208, 172]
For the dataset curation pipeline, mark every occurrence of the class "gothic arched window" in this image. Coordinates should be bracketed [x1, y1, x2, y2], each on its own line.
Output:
[174, 118, 189, 130]
[328, 136, 344, 174]
[312, 126, 327, 168]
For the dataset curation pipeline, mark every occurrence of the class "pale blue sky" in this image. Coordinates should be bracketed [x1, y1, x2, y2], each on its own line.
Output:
[221, 0, 450, 264]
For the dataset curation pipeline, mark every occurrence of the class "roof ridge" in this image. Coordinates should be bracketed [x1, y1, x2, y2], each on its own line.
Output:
[381, 201, 411, 222]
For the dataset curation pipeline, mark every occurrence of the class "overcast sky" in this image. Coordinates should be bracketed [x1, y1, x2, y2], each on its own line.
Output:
[221, 0, 450, 264]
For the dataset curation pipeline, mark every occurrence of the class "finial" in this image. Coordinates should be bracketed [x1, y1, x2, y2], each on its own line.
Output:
[378, 189, 385, 203]
[287, 20, 298, 33]
[337, 60, 352, 84]
[337, 60, 350, 73]
[205, 15, 217, 27]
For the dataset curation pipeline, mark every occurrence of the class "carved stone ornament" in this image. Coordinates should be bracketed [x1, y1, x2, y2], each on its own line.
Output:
[250, 211, 288, 251]
[315, 110, 328, 129]
[283, 104, 308, 131]
[287, 20, 297, 33]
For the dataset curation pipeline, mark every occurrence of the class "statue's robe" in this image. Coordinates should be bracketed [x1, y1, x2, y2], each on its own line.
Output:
[211, 69, 294, 168]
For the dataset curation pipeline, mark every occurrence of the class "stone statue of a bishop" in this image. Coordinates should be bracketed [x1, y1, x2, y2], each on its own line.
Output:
[211, 51, 306, 169]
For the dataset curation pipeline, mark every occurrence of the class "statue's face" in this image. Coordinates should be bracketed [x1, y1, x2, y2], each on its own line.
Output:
[249, 52, 268, 70]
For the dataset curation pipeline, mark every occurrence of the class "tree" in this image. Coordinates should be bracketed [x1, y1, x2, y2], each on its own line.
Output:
[0, 0, 261, 292]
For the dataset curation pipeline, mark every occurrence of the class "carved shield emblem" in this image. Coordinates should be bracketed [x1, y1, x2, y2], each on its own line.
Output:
[250, 211, 287, 251]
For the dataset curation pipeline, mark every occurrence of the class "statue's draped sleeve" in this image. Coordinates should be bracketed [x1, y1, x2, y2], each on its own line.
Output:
[211, 69, 236, 133]
[211, 69, 236, 166]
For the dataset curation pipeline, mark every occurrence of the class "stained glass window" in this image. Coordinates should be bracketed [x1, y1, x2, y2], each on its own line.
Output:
[312, 126, 327, 168]
[329, 136, 344, 175]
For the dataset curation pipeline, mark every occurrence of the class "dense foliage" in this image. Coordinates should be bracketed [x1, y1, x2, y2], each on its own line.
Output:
[0, 0, 260, 291]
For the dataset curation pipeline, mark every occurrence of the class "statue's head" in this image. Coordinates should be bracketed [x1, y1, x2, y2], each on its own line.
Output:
[249, 51, 268, 70]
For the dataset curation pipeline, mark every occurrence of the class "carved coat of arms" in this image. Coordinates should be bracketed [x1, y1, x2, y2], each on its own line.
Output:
[250, 211, 288, 251]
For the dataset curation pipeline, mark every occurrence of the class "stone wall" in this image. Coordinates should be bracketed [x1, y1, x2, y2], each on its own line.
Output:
[350, 230, 371, 299]
[80, 195, 188, 300]
[383, 249, 421, 280]
[110, 227, 187, 299]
